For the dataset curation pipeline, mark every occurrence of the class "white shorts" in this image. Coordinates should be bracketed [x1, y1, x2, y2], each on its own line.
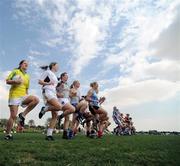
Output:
[58, 98, 69, 107]
[42, 89, 57, 105]
[8, 96, 29, 107]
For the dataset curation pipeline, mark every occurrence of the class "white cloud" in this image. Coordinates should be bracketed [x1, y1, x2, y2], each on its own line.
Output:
[102, 79, 180, 109]
[0, 71, 11, 118]
[150, 4, 180, 61]
[145, 60, 180, 82]
[135, 116, 180, 131]
[29, 50, 48, 57]
[70, 15, 105, 75]
[71, 0, 180, 115]
[14, 0, 113, 76]
[68, 1, 113, 75]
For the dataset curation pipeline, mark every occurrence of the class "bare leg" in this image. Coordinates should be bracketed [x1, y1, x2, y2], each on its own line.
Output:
[6, 106, 18, 135]
[46, 111, 58, 137]
[46, 98, 62, 112]
[64, 115, 70, 130]
[21, 95, 39, 116]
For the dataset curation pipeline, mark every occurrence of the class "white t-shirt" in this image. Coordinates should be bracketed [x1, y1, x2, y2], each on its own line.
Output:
[40, 70, 58, 92]
[56, 82, 70, 99]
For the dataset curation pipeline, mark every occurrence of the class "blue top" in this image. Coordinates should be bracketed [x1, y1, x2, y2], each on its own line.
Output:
[89, 90, 99, 106]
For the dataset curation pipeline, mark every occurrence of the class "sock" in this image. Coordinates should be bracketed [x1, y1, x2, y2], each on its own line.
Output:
[47, 128, 53, 136]
[98, 130, 103, 137]
[7, 133, 12, 137]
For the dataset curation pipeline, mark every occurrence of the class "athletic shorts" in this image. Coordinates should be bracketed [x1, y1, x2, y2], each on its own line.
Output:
[42, 89, 57, 105]
[8, 95, 29, 107]
[58, 98, 70, 107]
[71, 103, 78, 108]
[89, 105, 100, 115]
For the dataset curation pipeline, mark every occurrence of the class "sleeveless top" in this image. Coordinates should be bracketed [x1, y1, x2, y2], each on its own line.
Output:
[70, 89, 81, 105]
[89, 90, 99, 106]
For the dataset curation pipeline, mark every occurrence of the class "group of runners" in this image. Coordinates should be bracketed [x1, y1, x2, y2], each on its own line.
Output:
[112, 106, 136, 135]
[4, 60, 111, 140]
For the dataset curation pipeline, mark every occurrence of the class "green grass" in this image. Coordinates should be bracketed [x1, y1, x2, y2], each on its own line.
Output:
[0, 133, 179, 166]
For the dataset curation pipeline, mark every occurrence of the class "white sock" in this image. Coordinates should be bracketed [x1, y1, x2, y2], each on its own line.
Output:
[47, 128, 53, 136]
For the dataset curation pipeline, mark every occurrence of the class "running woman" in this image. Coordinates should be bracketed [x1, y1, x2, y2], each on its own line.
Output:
[56, 72, 75, 139]
[38, 62, 62, 140]
[69, 80, 88, 135]
[5, 60, 39, 140]
[86, 82, 109, 138]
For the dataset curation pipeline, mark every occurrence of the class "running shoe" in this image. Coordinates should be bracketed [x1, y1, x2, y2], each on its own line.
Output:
[4, 135, 13, 140]
[45, 135, 54, 141]
[39, 106, 46, 119]
[18, 112, 25, 127]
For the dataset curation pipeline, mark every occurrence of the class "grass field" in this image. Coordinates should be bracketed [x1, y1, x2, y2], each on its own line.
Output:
[0, 133, 179, 166]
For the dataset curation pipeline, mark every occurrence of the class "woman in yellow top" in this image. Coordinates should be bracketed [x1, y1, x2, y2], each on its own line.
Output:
[5, 60, 39, 140]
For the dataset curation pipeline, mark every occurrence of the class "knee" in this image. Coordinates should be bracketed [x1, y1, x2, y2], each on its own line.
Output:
[56, 105, 62, 111]
[71, 106, 75, 113]
[33, 97, 39, 105]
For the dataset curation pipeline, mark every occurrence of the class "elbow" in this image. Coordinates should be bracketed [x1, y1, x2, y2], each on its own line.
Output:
[6, 79, 10, 85]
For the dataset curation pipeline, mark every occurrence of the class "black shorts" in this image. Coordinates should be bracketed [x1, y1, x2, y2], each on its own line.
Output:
[89, 105, 99, 115]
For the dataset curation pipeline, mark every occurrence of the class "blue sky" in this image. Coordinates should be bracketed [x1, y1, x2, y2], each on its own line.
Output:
[0, 0, 180, 131]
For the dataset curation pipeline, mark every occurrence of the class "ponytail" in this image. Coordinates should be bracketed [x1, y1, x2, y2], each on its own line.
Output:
[40, 62, 58, 70]
[70, 84, 74, 89]
[90, 81, 97, 88]
[40, 66, 49, 70]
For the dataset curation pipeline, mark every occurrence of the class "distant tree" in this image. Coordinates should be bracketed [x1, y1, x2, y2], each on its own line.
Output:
[0, 119, 8, 128]
[28, 119, 35, 128]
[36, 125, 45, 130]
[45, 118, 67, 129]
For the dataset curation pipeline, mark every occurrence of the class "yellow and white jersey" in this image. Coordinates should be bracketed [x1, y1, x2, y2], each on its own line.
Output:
[7, 69, 30, 99]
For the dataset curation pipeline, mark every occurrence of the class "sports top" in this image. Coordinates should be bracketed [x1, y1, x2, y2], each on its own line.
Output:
[7, 69, 29, 99]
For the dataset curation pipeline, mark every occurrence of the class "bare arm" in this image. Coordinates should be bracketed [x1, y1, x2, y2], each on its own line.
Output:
[56, 92, 64, 98]
[38, 80, 54, 86]
[86, 89, 93, 102]
[99, 96, 106, 104]
[69, 88, 77, 97]
[56, 84, 64, 98]
[6, 79, 22, 85]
